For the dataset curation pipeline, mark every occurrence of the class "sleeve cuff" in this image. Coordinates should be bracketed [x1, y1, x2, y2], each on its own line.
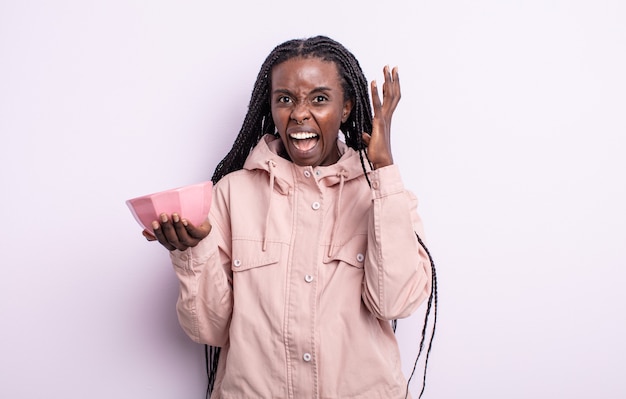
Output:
[369, 164, 405, 198]
[169, 238, 213, 274]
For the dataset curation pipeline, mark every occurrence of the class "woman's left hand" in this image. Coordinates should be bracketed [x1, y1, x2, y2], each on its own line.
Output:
[362, 65, 401, 170]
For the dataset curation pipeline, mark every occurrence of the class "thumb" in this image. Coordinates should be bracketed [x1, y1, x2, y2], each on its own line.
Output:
[183, 219, 213, 239]
[361, 132, 371, 146]
[142, 229, 157, 241]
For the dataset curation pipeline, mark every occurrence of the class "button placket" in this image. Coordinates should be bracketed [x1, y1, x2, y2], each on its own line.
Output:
[297, 171, 321, 374]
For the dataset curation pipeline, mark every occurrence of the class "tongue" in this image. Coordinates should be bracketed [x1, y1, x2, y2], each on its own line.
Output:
[293, 137, 317, 151]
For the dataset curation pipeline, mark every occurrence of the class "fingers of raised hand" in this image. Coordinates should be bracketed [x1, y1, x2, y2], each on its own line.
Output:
[371, 80, 383, 112]
[371, 66, 401, 119]
[381, 65, 401, 114]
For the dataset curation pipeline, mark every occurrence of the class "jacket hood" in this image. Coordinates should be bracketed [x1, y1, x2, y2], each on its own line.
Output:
[243, 134, 370, 193]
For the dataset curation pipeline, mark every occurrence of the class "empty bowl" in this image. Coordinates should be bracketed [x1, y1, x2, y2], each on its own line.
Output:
[126, 181, 213, 232]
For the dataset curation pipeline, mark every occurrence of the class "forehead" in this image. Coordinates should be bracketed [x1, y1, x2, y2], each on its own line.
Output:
[270, 57, 342, 90]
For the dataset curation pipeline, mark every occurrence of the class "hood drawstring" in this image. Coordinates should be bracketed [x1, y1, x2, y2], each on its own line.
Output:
[328, 169, 348, 258]
[263, 159, 277, 252]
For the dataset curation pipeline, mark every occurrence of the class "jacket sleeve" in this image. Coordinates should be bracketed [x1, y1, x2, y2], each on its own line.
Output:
[362, 164, 432, 320]
[169, 194, 233, 347]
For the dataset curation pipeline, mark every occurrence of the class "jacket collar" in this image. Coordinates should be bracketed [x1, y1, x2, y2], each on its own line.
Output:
[243, 134, 370, 192]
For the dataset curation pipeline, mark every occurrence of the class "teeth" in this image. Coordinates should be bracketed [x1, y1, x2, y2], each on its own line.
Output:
[290, 132, 317, 140]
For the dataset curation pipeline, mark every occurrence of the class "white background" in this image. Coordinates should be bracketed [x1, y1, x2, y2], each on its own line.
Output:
[1, 0, 625, 398]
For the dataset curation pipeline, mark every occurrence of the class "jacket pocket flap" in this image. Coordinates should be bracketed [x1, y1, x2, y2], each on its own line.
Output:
[231, 239, 280, 272]
[322, 235, 367, 268]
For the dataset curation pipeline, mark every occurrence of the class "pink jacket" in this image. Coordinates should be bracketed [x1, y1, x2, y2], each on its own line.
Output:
[170, 135, 432, 398]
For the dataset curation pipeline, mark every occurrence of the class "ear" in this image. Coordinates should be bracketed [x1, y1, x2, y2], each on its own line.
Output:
[341, 98, 354, 123]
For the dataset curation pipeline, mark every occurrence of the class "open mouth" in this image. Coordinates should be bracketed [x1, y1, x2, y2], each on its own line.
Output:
[289, 132, 319, 152]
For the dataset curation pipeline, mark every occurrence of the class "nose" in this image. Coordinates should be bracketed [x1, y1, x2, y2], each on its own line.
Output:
[291, 102, 310, 124]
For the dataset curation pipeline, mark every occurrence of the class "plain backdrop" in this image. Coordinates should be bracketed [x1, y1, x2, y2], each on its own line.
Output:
[1, 1, 625, 398]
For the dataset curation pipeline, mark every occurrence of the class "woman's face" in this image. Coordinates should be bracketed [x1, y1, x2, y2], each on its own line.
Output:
[270, 57, 353, 167]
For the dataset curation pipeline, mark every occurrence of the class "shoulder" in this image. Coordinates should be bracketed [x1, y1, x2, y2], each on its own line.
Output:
[214, 169, 266, 193]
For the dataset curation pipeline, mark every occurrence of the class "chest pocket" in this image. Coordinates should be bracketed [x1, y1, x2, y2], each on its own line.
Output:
[231, 239, 281, 272]
[322, 235, 367, 269]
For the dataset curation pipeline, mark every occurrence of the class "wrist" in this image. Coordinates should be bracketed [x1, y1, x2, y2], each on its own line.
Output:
[372, 157, 394, 170]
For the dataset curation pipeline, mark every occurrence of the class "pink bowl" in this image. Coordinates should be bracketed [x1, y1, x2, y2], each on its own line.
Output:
[126, 181, 213, 231]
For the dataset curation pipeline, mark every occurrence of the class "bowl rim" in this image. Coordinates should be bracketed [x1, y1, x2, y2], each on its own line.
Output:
[125, 180, 213, 230]
[126, 180, 213, 203]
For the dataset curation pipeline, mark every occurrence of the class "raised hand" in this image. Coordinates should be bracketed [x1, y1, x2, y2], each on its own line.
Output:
[144, 213, 212, 251]
[362, 65, 401, 170]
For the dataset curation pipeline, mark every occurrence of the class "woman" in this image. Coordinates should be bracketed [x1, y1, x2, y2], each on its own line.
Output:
[146, 35, 434, 398]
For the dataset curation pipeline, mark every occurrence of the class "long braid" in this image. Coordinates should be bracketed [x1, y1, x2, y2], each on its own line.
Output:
[205, 36, 436, 398]
[405, 233, 438, 398]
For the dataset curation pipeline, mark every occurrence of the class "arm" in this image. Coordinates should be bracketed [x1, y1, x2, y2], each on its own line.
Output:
[169, 216, 233, 346]
[145, 187, 234, 346]
[361, 165, 432, 320]
[360, 65, 431, 319]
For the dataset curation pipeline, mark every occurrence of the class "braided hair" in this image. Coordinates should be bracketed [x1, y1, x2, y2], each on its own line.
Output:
[211, 35, 373, 184]
[205, 36, 438, 399]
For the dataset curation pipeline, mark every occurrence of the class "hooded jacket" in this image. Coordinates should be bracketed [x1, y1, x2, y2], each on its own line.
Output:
[170, 134, 432, 399]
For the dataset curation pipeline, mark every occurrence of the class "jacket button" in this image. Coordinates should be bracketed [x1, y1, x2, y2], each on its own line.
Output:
[304, 170, 311, 178]
[303, 353, 312, 362]
[372, 180, 380, 189]
[233, 259, 242, 267]
[356, 253, 365, 263]
[304, 274, 314, 283]
[311, 201, 320, 210]
[315, 170, 321, 177]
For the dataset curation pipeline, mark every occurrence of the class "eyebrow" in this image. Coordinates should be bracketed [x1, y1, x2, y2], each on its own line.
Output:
[272, 86, 334, 96]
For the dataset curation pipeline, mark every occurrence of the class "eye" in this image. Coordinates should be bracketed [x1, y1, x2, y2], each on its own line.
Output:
[312, 95, 328, 103]
[277, 96, 292, 104]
